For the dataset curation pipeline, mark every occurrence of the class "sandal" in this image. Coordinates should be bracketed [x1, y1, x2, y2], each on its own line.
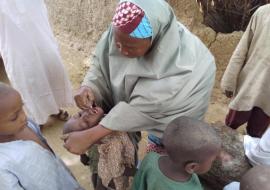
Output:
[53, 110, 70, 121]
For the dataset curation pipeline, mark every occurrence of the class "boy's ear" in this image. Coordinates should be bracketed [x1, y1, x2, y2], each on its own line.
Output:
[185, 162, 200, 174]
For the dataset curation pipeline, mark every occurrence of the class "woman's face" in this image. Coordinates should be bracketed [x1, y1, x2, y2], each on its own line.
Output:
[113, 27, 152, 58]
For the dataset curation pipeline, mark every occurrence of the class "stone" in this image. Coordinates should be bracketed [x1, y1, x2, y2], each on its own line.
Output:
[200, 123, 252, 190]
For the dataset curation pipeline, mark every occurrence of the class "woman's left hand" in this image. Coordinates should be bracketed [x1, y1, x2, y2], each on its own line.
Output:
[62, 130, 93, 155]
[61, 124, 113, 155]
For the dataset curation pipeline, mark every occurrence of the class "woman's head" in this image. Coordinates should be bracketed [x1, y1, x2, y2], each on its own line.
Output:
[112, 1, 152, 57]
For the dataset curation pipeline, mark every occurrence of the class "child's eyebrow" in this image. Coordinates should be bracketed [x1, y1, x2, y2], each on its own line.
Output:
[8, 111, 19, 121]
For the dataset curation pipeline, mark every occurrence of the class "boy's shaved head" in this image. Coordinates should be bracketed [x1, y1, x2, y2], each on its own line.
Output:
[240, 166, 270, 190]
[163, 116, 221, 163]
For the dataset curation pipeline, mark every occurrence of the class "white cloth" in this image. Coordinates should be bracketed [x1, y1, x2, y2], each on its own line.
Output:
[223, 182, 240, 190]
[0, 0, 73, 124]
[244, 128, 270, 166]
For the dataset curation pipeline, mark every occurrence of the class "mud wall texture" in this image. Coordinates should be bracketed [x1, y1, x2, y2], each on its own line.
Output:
[45, 0, 117, 49]
[45, 0, 242, 94]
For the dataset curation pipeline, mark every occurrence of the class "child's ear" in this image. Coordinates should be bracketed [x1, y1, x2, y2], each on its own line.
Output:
[185, 162, 200, 174]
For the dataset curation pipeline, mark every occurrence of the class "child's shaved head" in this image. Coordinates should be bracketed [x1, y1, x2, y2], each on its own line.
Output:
[163, 116, 221, 163]
[0, 82, 27, 138]
[0, 82, 15, 98]
[240, 166, 270, 190]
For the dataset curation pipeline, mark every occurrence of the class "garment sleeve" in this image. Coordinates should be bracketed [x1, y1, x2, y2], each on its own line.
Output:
[82, 33, 114, 112]
[0, 170, 24, 190]
[84, 41, 168, 133]
[82, 55, 113, 110]
[100, 102, 167, 133]
[220, 11, 258, 92]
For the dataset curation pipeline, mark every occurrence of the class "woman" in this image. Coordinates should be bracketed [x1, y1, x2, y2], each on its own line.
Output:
[0, 0, 73, 125]
[63, 0, 216, 155]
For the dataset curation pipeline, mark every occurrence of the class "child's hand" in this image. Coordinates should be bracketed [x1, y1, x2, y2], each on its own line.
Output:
[74, 86, 95, 110]
[225, 90, 233, 98]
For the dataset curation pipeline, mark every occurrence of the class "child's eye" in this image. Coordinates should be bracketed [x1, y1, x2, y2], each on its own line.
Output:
[10, 114, 18, 122]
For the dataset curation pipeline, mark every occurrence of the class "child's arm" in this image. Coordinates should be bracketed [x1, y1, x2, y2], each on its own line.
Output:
[62, 124, 112, 155]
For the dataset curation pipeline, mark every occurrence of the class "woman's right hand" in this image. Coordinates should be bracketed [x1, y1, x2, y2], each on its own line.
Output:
[74, 86, 95, 110]
[225, 90, 233, 98]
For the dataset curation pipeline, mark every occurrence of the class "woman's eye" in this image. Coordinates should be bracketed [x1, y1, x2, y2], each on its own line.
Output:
[116, 42, 122, 49]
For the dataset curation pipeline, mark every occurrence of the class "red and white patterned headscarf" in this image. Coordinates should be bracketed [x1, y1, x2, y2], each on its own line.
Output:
[112, 2, 145, 34]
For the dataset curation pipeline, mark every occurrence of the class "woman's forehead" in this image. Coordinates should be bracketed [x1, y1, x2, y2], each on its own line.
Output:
[114, 28, 149, 44]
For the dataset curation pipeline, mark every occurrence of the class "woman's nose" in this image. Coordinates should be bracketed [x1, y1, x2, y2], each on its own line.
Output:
[116, 42, 122, 51]
[122, 50, 129, 56]
[120, 47, 129, 56]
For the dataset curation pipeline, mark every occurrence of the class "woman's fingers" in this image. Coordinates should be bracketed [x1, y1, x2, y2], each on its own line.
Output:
[74, 86, 95, 109]
[74, 94, 85, 109]
[86, 89, 95, 108]
[62, 131, 90, 155]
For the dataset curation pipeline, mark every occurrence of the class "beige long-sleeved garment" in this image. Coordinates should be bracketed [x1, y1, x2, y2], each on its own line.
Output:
[221, 4, 270, 115]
